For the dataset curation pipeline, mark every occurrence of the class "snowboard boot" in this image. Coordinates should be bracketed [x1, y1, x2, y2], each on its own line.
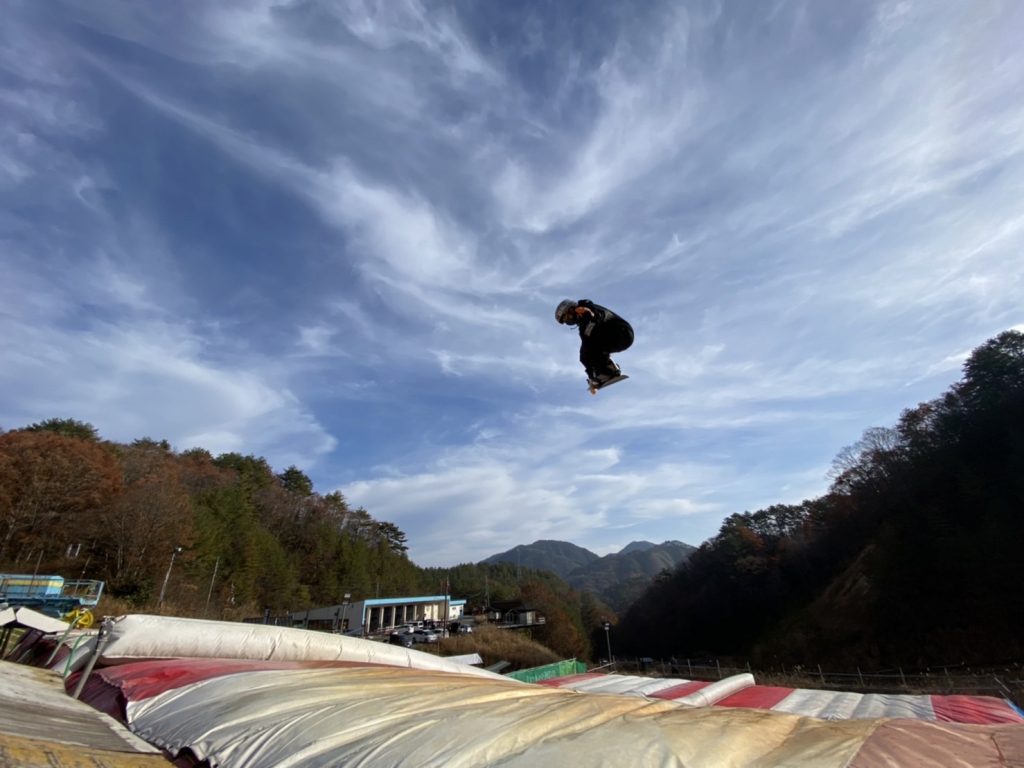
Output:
[594, 363, 622, 385]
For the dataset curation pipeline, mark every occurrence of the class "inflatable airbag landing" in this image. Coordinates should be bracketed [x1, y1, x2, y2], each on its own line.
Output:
[673, 673, 756, 707]
[81, 658, 1024, 768]
[98, 614, 506, 680]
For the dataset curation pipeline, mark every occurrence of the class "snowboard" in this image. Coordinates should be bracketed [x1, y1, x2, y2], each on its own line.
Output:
[588, 374, 629, 394]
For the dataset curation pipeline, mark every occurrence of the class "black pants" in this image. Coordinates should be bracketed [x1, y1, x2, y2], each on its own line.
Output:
[580, 321, 633, 377]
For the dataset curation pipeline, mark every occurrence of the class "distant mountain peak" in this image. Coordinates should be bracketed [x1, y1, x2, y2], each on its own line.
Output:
[480, 538, 696, 612]
[481, 540, 599, 579]
[618, 540, 656, 555]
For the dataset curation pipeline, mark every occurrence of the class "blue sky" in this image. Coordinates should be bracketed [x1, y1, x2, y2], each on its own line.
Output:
[2, 1, 1022, 567]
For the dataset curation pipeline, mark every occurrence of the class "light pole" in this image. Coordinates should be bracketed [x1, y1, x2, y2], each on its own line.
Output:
[157, 545, 183, 608]
[602, 620, 613, 669]
[339, 593, 352, 630]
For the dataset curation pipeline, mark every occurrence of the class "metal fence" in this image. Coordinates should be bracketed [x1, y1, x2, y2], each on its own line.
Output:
[610, 657, 1023, 706]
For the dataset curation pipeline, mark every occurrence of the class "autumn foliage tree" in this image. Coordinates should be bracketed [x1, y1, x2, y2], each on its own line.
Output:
[519, 579, 590, 660]
[91, 439, 193, 599]
[0, 430, 121, 564]
[0, 425, 423, 616]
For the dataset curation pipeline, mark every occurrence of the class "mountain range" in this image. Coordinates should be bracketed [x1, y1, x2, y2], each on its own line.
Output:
[481, 539, 696, 612]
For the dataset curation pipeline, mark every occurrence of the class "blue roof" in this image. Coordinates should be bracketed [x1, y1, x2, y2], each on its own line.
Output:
[363, 596, 464, 607]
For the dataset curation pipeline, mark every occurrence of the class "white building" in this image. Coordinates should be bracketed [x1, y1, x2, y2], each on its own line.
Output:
[287, 595, 466, 635]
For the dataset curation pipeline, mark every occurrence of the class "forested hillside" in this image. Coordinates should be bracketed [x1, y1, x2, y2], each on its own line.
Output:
[617, 330, 1024, 669]
[0, 421, 604, 660]
[0, 422, 421, 611]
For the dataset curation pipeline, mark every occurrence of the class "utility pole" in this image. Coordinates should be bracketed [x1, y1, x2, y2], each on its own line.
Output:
[205, 557, 220, 615]
[157, 546, 183, 608]
[443, 573, 450, 637]
[602, 620, 613, 670]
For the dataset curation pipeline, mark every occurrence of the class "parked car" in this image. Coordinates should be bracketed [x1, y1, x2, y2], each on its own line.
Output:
[412, 629, 440, 644]
[388, 631, 414, 648]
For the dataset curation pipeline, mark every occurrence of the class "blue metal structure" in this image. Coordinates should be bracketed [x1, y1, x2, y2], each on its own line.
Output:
[0, 574, 104, 626]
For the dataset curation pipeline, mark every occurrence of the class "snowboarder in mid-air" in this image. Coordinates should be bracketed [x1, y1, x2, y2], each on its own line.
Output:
[555, 299, 634, 394]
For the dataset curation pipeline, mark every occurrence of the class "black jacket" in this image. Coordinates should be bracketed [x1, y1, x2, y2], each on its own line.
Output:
[574, 300, 633, 352]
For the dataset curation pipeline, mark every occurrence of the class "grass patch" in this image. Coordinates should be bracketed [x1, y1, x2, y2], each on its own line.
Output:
[438, 625, 562, 671]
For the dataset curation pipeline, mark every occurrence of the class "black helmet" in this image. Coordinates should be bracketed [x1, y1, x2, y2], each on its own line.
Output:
[555, 299, 577, 324]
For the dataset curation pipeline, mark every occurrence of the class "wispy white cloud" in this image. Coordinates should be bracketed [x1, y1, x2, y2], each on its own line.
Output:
[343, 445, 731, 565]
[0, 19, 101, 189]
[492, 8, 702, 233]
[0, 304, 337, 467]
[311, 162, 480, 292]
[334, 0, 497, 80]
[0, 31, 339, 469]
[295, 324, 337, 357]
[65, 55, 532, 335]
